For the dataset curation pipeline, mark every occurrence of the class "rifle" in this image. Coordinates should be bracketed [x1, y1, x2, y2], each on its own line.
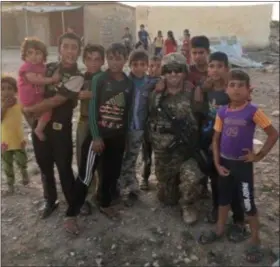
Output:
[158, 98, 211, 176]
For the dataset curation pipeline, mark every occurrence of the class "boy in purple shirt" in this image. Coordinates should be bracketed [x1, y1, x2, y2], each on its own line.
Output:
[199, 69, 278, 264]
[201, 52, 247, 241]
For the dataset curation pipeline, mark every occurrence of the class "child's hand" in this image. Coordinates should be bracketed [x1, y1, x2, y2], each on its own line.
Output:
[1, 143, 8, 153]
[79, 91, 92, 100]
[216, 164, 230, 176]
[91, 139, 105, 153]
[51, 69, 61, 84]
[21, 140, 26, 149]
[201, 77, 214, 91]
[239, 148, 260, 162]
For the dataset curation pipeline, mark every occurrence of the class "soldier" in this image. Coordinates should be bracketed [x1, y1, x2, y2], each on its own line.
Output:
[148, 52, 208, 224]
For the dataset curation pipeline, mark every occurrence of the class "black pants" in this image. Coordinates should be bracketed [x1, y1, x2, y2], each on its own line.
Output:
[199, 149, 244, 223]
[154, 47, 162, 56]
[218, 158, 256, 216]
[135, 41, 148, 50]
[141, 129, 152, 180]
[32, 122, 75, 211]
[67, 133, 126, 216]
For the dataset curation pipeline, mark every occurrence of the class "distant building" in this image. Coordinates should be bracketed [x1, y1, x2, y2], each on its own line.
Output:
[136, 4, 273, 48]
[1, 2, 136, 48]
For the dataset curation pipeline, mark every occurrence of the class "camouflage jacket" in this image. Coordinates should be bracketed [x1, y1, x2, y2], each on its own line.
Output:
[148, 81, 208, 154]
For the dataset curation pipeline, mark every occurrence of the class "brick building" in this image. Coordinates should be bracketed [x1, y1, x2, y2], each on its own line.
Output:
[1, 2, 136, 48]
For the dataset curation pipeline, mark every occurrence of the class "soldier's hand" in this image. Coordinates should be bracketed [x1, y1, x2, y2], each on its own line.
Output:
[91, 139, 105, 153]
[216, 164, 230, 177]
[201, 77, 214, 92]
[154, 78, 165, 92]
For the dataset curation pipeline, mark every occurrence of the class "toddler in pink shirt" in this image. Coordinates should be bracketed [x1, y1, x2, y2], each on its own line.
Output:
[18, 38, 60, 141]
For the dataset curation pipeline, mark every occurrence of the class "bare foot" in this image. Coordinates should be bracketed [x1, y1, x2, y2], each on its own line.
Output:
[34, 128, 46, 141]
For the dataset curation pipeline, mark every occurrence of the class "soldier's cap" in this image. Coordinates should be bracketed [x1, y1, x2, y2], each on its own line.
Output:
[161, 52, 188, 73]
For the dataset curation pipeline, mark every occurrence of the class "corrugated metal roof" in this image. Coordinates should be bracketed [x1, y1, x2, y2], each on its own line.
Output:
[2, 5, 82, 13]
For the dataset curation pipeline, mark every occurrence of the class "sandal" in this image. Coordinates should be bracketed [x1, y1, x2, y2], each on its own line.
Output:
[198, 230, 223, 245]
[64, 217, 79, 235]
[99, 206, 120, 220]
[245, 244, 263, 263]
[227, 224, 250, 243]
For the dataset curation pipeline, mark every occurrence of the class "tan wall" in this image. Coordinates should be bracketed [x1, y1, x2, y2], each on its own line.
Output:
[2, 12, 50, 47]
[27, 13, 50, 46]
[136, 4, 273, 48]
[84, 3, 136, 48]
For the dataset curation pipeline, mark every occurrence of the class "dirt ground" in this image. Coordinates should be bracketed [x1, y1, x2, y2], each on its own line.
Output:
[1, 48, 279, 267]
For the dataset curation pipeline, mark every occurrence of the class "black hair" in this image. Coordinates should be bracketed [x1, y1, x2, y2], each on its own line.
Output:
[58, 32, 82, 53]
[167, 30, 177, 46]
[149, 55, 162, 61]
[129, 50, 149, 65]
[1, 75, 17, 92]
[209, 51, 229, 67]
[106, 42, 127, 59]
[184, 29, 190, 34]
[191, 35, 210, 50]
[157, 30, 163, 37]
[228, 69, 250, 87]
[125, 27, 129, 30]
[82, 44, 105, 61]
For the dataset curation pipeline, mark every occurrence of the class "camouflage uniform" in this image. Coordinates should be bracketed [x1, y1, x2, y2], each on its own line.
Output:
[149, 53, 206, 224]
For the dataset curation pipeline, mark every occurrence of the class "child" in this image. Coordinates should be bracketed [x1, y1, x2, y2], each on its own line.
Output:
[119, 50, 150, 205]
[181, 29, 191, 64]
[66, 43, 134, 233]
[140, 55, 162, 190]
[163, 31, 177, 55]
[76, 44, 105, 215]
[148, 55, 162, 78]
[188, 35, 210, 87]
[187, 35, 211, 196]
[201, 52, 248, 241]
[1, 76, 29, 194]
[122, 27, 133, 55]
[199, 69, 278, 264]
[22, 32, 84, 221]
[153, 30, 164, 56]
[136, 24, 150, 50]
[18, 37, 60, 141]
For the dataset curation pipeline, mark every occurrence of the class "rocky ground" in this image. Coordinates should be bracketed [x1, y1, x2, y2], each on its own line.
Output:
[1, 49, 279, 267]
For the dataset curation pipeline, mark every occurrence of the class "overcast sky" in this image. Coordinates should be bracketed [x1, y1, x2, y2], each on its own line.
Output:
[120, 1, 279, 20]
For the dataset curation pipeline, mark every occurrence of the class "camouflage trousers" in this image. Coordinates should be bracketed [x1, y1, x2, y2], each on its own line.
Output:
[154, 151, 203, 207]
[119, 130, 144, 194]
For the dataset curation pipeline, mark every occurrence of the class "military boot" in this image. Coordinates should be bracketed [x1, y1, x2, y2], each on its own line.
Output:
[182, 206, 198, 225]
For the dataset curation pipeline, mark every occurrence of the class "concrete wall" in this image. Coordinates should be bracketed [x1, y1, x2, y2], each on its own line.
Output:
[2, 11, 50, 47]
[136, 4, 273, 48]
[84, 3, 136, 48]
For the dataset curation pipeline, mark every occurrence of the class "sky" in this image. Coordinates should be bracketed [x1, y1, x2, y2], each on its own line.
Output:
[120, 1, 279, 20]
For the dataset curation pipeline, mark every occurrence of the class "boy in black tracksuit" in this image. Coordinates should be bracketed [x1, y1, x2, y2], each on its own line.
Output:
[65, 43, 134, 234]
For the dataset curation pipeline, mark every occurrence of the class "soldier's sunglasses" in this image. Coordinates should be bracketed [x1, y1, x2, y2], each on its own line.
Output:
[162, 65, 186, 75]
